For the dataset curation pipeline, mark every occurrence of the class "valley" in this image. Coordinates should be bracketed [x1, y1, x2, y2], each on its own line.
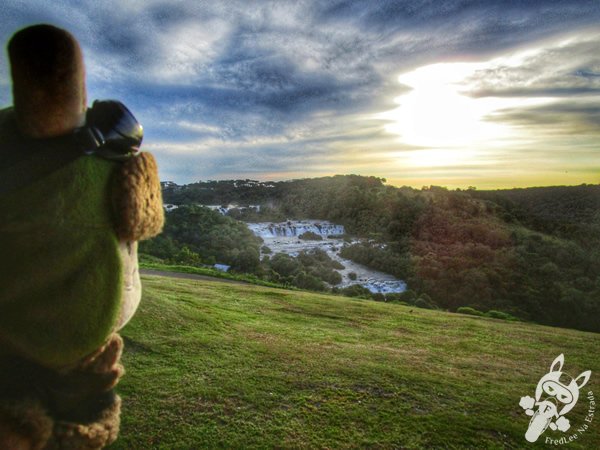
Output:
[246, 220, 407, 294]
[149, 176, 600, 333]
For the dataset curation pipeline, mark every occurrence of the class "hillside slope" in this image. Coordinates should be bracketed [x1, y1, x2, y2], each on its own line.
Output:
[112, 274, 600, 449]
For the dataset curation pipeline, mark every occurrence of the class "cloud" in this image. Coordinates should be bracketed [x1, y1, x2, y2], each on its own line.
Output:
[465, 32, 600, 97]
[490, 101, 600, 136]
[455, 32, 600, 139]
[314, 1, 600, 57]
[1, 1, 600, 188]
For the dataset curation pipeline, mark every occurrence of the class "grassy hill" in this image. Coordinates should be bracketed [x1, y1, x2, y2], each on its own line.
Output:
[111, 274, 600, 449]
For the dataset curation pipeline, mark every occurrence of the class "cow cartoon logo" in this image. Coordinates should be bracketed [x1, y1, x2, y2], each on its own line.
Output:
[519, 354, 592, 443]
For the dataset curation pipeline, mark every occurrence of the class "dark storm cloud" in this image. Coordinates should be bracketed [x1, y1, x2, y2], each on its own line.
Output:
[315, 0, 600, 54]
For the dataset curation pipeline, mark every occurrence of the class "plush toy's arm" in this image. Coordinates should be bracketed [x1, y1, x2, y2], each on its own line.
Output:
[0, 334, 124, 449]
[112, 152, 164, 241]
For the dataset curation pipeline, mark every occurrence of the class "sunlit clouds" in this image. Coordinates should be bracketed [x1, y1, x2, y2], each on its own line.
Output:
[382, 63, 505, 148]
[376, 31, 600, 187]
[1, 1, 600, 188]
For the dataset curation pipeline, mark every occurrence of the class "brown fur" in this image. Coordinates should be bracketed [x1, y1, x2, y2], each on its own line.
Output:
[113, 152, 165, 241]
[0, 398, 121, 450]
[46, 396, 121, 450]
[0, 399, 53, 450]
[78, 334, 124, 376]
[53, 334, 125, 423]
[0, 335, 125, 449]
[8, 24, 86, 138]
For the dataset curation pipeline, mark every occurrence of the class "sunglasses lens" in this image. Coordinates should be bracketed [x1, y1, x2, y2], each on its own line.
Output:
[88, 100, 143, 151]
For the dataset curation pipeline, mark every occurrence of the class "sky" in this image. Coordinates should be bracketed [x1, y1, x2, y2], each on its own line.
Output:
[1, 0, 599, 189]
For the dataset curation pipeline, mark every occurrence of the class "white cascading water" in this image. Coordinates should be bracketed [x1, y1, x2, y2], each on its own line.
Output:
[246, 220, 406, 294]
[246, 221, 345, 238]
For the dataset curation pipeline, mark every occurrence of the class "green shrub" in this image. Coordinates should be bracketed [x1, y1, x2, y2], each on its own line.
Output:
[372, 293, 385, 302]
[414, 298, 434, 309]
[348, 272, 357, 281]
[322, 270, 342, 285]
[384, 293, 402, 302]
[456, 306, 484, 317]
[175, 246, 203, 266]
[270, 253, 301, 278]
[401, 290, 417, 301]
[332, 260, 345, 270]
[340, 284, 372, 299]
[139, 253, 164, 264]
[485, 310, 517, 321]
[293, 271, 326, 291]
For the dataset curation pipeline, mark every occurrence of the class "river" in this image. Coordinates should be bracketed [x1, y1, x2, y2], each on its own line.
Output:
[246, 220, 406, 294]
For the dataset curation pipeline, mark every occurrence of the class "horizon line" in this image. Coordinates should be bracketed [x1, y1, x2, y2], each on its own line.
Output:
[159, 175, 600, 191]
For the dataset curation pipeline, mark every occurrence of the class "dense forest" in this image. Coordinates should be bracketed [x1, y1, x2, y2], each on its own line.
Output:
[141, 205, 262, 272]
[148, 176, 600, 332]
[140, 205, 350, 291]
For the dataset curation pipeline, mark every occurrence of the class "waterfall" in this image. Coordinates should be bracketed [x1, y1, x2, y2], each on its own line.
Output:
[247, 221, 345, 239]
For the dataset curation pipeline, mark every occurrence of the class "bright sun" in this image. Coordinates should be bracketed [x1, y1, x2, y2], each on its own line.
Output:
[377, 62, 538, 167]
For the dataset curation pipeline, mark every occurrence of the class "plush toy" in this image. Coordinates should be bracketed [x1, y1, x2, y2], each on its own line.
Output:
[0, 24, 164, 448]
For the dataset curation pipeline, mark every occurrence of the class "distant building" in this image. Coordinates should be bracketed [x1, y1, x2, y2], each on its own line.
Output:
[161, 181, 181, 190]
[163, 204, 179, 212]
[213, 263, 231, 272]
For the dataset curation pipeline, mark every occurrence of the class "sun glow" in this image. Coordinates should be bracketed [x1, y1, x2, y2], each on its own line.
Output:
[404, 148, 478, 168]
[378, 61, 548, 167]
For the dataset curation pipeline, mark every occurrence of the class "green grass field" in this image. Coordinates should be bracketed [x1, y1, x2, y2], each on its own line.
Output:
[111, 274, 600, 449]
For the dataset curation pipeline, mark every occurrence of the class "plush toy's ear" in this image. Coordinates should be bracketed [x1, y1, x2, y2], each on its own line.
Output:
[113, 152, 164, 241]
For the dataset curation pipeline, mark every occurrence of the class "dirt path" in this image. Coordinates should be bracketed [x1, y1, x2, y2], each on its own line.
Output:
[140, 268, 250, 285]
